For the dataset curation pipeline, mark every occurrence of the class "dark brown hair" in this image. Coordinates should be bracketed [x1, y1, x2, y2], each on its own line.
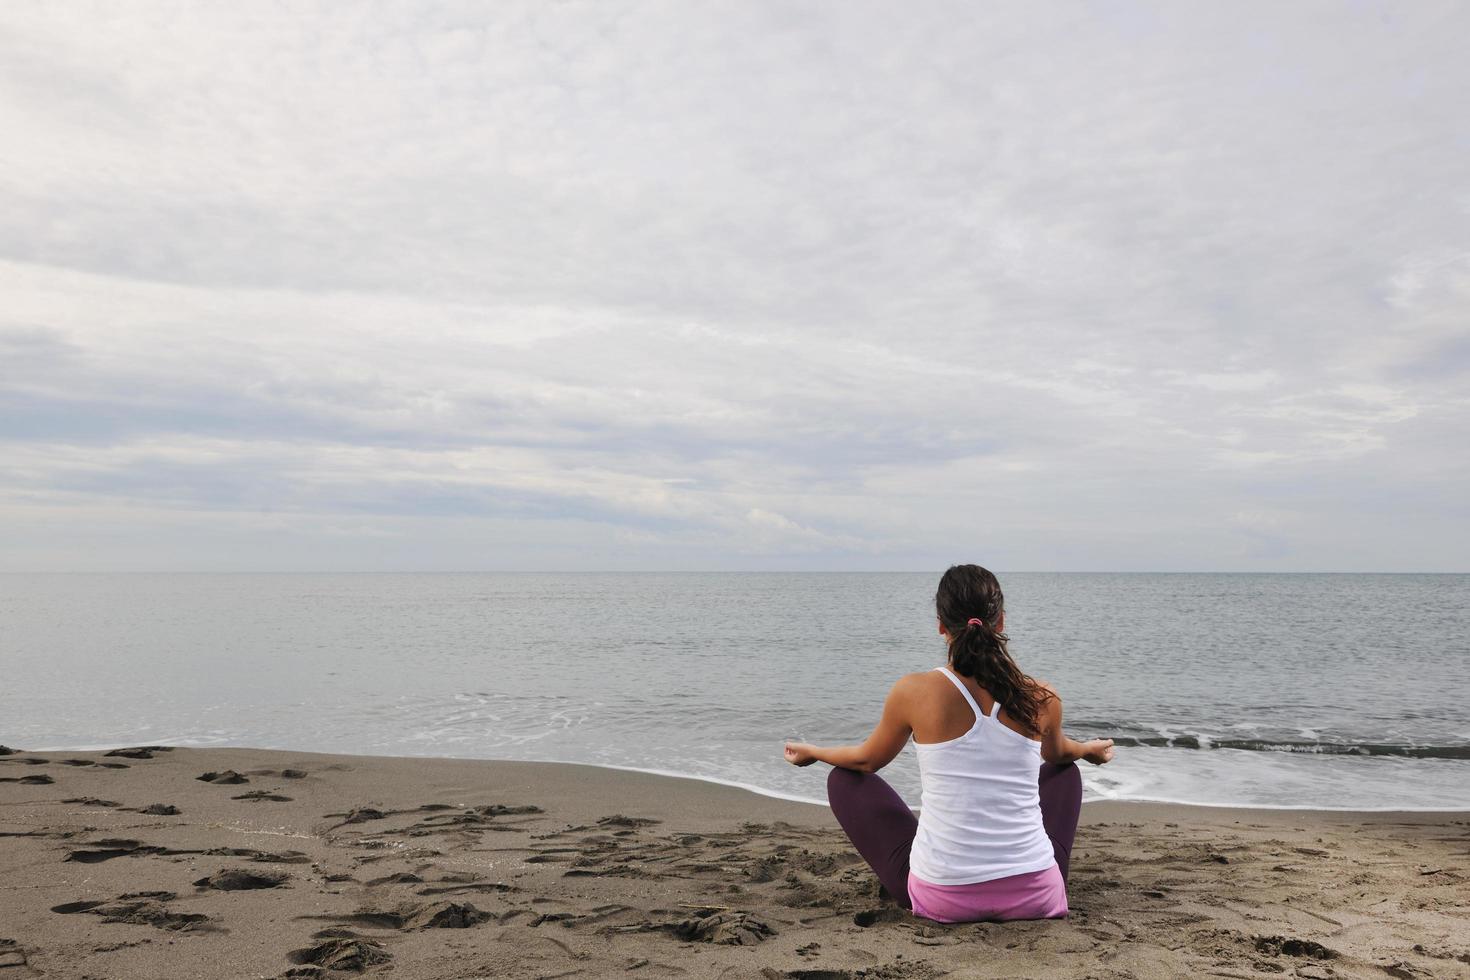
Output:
[935, 564, 1052, 735]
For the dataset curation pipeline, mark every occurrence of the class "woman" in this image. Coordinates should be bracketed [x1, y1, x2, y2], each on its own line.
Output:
[783, 564, 1114, 923]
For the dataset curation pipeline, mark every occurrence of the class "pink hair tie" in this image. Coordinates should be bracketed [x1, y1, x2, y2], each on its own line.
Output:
[967, 617, 985, 628]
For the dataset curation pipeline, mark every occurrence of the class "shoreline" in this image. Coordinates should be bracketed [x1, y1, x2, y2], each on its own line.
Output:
[3, 744, 1468, 978]
[24, 740, 1470, 815]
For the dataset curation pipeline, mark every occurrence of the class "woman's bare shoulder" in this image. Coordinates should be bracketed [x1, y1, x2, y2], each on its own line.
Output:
[1033, 677, 1060, 698]
[889, 670, 954, 707]
[1032, 678, 1063, 719]
[892, 670, 941, 694]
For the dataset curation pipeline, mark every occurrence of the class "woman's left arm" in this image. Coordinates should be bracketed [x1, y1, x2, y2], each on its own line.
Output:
[784, 675, 917, 773]
[1037, 686, 1114, 766]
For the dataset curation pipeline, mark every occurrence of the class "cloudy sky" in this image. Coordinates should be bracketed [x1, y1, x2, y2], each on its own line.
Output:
[1, 2, 1466, 572]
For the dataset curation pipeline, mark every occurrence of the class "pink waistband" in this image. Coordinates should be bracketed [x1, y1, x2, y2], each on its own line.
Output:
[907, 862, 1068, 923]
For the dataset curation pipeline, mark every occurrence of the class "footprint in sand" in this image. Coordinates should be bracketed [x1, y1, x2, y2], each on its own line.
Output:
[618, 909, 778, 946]
[0, 938, 31, 972]
[50, 891, 213, 931]
[414, 880, 515, 897]
[200, 846, 309, 864]
[402, 803, 544, 833]
[286, 937, 391, 972]
[476, 803, 542, 816]
[597, 814, 660, 828]
[232, 789, 294, 802]
[194, 869, 290, 891]
[245, 767, 311, 779]
[397, 901, 493, 929]
[0, 774, 54, 785]
[852, 907, 909, 928]
[305, 900, 493, 931]
[331, 806, 387, 826]
[323, 801, 541, 834]
[359, 870, 511, 895]
[105, 746, 173, 759]
[770, 965, 941, 980]
[64, 837, 296, 864]
[66, 839, 169, 864]
[139, 803, 181, 815]
[61, 796, 120, 807]
[196, 770, 250, 784]
[1253, 935, 1337, 960]
[779, 971, 928, 980]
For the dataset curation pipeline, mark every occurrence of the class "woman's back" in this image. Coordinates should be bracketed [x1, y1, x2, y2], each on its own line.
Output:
[784, 563, 1111, 923]
[908, 667, 1058, 885]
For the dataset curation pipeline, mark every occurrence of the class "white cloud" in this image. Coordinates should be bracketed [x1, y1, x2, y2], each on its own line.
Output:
[0, 1, 1467, 571]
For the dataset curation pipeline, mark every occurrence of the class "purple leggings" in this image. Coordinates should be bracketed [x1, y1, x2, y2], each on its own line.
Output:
[826, 762, 1083, 910]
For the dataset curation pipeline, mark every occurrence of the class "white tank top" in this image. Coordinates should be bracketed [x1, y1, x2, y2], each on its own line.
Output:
[907, 666, 1058, 886]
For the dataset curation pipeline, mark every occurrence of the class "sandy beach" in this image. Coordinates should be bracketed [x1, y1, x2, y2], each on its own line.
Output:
[1, 744, 1466, 979]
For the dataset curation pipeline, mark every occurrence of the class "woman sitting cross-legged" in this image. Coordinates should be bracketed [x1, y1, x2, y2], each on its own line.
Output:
[783, 564, 1115, 923]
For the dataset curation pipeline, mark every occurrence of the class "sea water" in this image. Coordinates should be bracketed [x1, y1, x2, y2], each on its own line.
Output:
[3, 572, 1466, 810]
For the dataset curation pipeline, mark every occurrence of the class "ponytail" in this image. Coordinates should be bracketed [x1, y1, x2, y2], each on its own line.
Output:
[946, 619, 1050, 735]
[936, 564, 1052, 735]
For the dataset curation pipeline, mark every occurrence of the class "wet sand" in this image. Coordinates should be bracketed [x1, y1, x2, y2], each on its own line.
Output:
[1, 744, 1466, 979]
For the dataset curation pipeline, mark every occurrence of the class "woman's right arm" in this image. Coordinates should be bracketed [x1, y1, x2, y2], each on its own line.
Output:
[783, 675, 918, 773]
[1038, 685, 1114, 765]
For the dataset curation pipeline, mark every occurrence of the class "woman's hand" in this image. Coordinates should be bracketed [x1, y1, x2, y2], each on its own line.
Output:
[1081, 738, 1115, 765]
[783, 742, 819, 767]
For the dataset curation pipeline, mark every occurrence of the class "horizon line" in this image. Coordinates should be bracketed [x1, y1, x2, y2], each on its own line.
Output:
[1, 569, 1465, 576]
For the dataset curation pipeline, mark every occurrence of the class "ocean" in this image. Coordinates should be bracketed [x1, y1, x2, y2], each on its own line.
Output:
[3, 572, 1467, 810]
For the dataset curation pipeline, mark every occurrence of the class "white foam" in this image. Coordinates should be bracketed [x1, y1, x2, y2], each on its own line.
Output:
[21, 740, 1470, 812]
